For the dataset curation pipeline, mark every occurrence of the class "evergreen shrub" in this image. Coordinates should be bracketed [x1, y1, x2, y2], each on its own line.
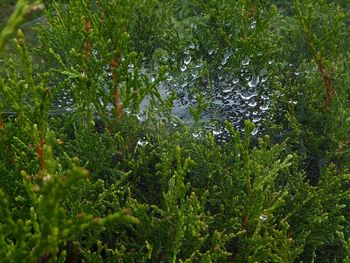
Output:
[0, 0, 349, 262]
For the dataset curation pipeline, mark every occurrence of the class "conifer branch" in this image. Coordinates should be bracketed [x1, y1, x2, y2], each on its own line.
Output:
[295, 0, 334, 112]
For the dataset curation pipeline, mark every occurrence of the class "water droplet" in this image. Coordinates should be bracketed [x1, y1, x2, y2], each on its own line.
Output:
[192, 132, 201, 139]
[184, 55, 192, 65]
[223, 87, 233, 93]
[180, 64, 187, 72]
[252, 116, 261, 123]
[221, 57, 228, 66]
[250, 20, 256, 29]
[241, 57, 250, 66]
[136, 114, 147, 122]
[221, 50, 233, 65]
[213, 129, 223, 136]
[239, 91, 258, 100]
[260, 103, 269, 111]
[106, 103, 114, 111]
[137, 138, 149, 147]
[167, 75, 174, 81]
[251, 128, 259, 136]
[260, 68, 268, 76]
[192, 70, 199, 78]
[232, 78, 239, 85]
[213, 99, 223, 105]
[260, 214, 267, 222]
[248, 75, 260, 88]
[261, 94, 269, 100]
[222, 94, 230, 100]
[261, 76, 268, 83]
[225, 50, 233, 59]
[248, 101, 257, 107]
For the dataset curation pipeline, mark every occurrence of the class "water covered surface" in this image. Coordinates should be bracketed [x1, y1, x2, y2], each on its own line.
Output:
[3, 16, 276, 140]
[155, 47, 274, 138]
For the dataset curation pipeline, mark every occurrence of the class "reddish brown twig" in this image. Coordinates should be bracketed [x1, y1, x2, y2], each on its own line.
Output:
[84, 16, 91, 62]
[240, 215, 249, 230]
[316, 59, 334, 112]
[295, 2, 334, 112]
[37, 137, 45, 170]
[241, 5, 257, 41]
[110, 54, 123, 121]
[305, 36, 334, 112]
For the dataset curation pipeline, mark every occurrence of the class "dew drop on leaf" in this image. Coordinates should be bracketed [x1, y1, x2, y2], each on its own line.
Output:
[260, 214, 268, 222]
[241, 57, 250, 66]
[213, 129, 223, 136]
[184, 55, 191, 65]
[251, 128, 259, 136]
[137, 138, 149, 147]
[248, 75, 260, 88]
[232, 78, 239, 85]
[239, 91, 257, 100]
[248, 101, 257, 107]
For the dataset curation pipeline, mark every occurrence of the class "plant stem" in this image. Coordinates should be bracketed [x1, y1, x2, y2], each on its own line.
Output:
[295, 0, 334, 112]
[84, 16, 90, 62]
[37, 136, 45, 170]
[111, 53, 123, 121]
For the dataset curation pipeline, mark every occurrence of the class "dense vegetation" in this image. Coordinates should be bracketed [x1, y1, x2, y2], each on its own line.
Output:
[0, 0, 349, 262]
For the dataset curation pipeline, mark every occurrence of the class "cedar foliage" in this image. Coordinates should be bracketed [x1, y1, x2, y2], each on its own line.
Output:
[0, 0, 349, 262]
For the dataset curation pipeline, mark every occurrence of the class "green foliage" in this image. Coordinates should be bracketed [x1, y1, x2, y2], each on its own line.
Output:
[0, 0, 43, 55]
[0, 0, 350, 262]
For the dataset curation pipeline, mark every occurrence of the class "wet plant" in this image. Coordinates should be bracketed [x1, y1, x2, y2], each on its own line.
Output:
[0, 0, 350, 262]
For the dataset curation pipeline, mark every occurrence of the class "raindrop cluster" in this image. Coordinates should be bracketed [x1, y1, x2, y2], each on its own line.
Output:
[159, 45, 275, 140]
[52, 87, 75, 113]
[48, 44, 277, 141]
